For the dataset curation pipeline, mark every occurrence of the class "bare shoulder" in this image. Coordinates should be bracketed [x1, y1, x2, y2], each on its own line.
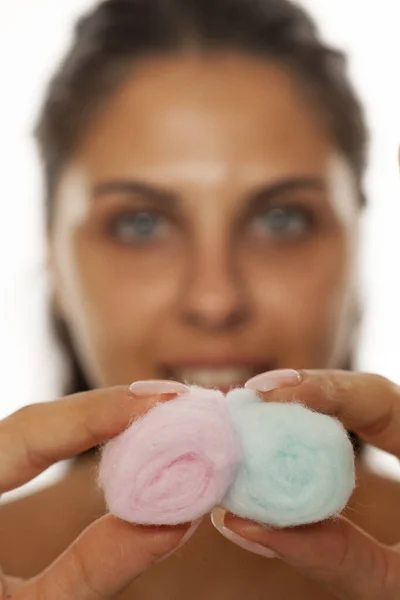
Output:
[0, 461, 104, 578]
[0, 485, 69, 577]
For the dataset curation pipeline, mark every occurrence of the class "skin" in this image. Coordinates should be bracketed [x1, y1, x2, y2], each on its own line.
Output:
[0, 53, 400, 599]
[50, 54, 358, 386]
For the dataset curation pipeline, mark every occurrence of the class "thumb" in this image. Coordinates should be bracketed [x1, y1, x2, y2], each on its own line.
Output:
[19, 515, 197, 599]
[218, 512, 400, 600]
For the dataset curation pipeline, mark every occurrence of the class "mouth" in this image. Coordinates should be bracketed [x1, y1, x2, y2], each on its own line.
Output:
[162, 362, 273, 393]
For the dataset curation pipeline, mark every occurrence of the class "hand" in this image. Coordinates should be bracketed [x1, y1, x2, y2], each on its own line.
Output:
[0, 386, 197, 599]
[212, 370, 400, 600]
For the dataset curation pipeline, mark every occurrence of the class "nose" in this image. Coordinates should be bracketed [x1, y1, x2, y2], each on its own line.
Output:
[179, 244, 251, 333]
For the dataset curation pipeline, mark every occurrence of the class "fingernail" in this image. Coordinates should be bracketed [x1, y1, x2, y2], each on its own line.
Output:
[158, 519, 202, 562]
[129, 380, 190, 396]
[175, 518, 202, 550]
[245, 369, 302, 393]
[211, 510, 278, 559]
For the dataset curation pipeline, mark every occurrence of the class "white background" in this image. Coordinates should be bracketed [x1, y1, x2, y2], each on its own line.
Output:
[0, 1, 399, 499]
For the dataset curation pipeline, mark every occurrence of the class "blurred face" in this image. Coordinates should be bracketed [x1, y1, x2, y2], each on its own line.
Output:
[50, 53, 360, 391]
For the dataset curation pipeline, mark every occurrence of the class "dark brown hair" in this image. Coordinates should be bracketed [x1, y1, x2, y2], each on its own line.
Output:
[36, 0, 367, 455]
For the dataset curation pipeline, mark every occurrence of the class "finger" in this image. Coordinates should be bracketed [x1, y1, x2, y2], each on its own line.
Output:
[247, 370, 400, 458]
[0, 565, 25, 597]
[23, 515, 195, 600]
[220, 512, 400, 600]
[0, 386, 184, 492]
[1, 575, 25, 596]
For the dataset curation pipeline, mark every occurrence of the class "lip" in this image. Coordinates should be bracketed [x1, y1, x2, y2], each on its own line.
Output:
[161, 360, 274, 390]
[162, 358, 274, 368]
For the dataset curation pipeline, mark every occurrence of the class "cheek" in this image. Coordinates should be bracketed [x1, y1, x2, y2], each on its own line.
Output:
[66, 234, 186, 333]
[53, 228, 185, 382]
[247, 236, 353, 366]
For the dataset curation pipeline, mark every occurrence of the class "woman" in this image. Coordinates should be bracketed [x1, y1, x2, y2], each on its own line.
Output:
[0, 0, 399, 598]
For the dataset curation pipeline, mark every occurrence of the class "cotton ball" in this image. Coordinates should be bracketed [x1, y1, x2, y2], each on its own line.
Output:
[98, 387, 242, 525]
[223, 388, 356, 527]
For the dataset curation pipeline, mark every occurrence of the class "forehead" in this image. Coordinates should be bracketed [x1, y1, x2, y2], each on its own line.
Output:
[74, 52, 333, 178]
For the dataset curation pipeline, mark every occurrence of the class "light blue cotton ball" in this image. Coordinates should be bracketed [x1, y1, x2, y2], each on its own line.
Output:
[222, 389, 356, 527]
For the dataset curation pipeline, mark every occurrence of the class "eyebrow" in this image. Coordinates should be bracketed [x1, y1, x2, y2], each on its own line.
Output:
[92, 176, 326, 208]
[92, 180, 179, 209]
[248, 177, 326, 205]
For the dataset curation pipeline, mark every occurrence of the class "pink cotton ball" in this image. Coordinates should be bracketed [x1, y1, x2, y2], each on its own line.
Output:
[98, 388, 242, 525]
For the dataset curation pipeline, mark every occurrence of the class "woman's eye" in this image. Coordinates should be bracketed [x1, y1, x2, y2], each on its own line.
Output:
[108, 211, 170, 244]
[250, 207, 313, 239]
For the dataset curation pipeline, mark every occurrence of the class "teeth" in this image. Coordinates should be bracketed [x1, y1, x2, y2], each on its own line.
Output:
[174, 367, 254, 388]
